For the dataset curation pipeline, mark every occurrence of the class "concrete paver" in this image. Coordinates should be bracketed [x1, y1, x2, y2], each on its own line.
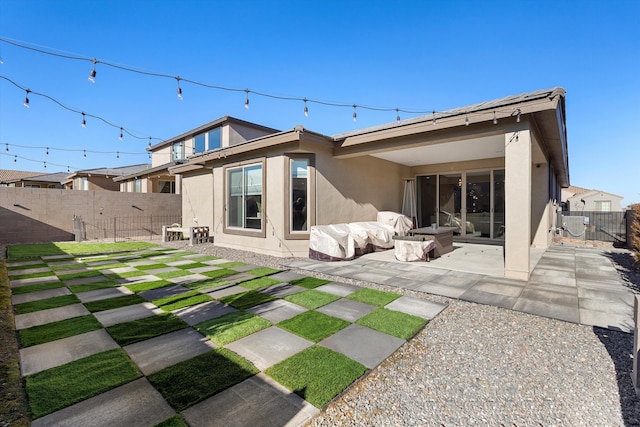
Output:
[174, 300, 238, 326]
[11, 287, 71, 305]
[76, 286, 133, 303]
[247, 300, 308, 323]
[186, 265, 222, 274]
[315, 282, 360, 297]
[20, 329, 120, 376]
[259, 283, 306, 298]
[7, 267, 52, 276]
[206, 284, 247, 299]
[143, 267, 180, 275]
[94, 302, 163, 327]
[139, 284, 190, 301]
[98, 266, 138, 275]
[14, 303, 89, 329]
[166, 273, 210, 285]
[30, 378, 174, 427]
[10, 275, 60, 288]
[124, 328, 216, 375]
[316, 299, 376, 322]
[63, 275, 109, 286]
[385, 296, 447, 319]
[116, 274, 162, 286]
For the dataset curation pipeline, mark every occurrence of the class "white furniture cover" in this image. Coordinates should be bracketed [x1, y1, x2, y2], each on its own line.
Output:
[376, 211, 413, 236]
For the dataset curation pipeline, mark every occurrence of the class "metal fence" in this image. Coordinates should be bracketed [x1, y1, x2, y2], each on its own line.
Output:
[563, 211, 627, 243]
[75, 215, 182, 242]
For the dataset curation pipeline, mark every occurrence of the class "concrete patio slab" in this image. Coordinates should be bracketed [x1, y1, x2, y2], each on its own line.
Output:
[11, 287, 71, 305]
[258, 283, 307, 298]
[215, 273, 257, 285]
[10, 275, 60, 288]
[201, 258, 233, 265]
[182, 373, 319, 427]
[174, 300, 238, 326]
[319, 324, 405, 369]
[143, 267, 181, 275]
[165, 259, 197, 267]
[14, 303, 89, 329]
[124, 328, 215, 375]
[206, 284, 247, 299]
[226, 326, 313, 371]
[94, 302, 163, 327]
[186, 265, 222, 274]
[579, 309, 635, 332]
[268, 271, 309, 283]
[30, 378, 174, 427]
[512, 298, 580, 324]
[7, 267, 52, 276]
[84, 260, 117, 267]
[316, 299, 376, 322]
[166, 273, 210, 285]
[468, 277, 526, 297]
[579, 294, 634, 315]
[125, 259, 161, 267]
[63, 275, 109, 286]
[20, 329, 119, 376]
[225, 263, 261, 273]
[41, 254, 74, 260]
[116, 274, 162, 285]
[459, 289, 519, 309]
[139, 285, 190, 301]
[247, 300, 308, 323]
[315, 282, 360, 297]
[76, 286, 134, 303]
[410, 282, 470, 299]
[97, 266, 138, 275]
[6, 260, 45, 268]
[385, 296, 447, 319]
[56, 268, 93, 276]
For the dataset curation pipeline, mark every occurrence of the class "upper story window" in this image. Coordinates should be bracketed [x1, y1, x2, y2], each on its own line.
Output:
[594, 200, 611, 212]
[172, 142, 185, 161]
[194, 129, 221, 154]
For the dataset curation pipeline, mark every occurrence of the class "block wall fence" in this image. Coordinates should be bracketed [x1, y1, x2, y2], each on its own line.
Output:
[0, 188, 181, 244]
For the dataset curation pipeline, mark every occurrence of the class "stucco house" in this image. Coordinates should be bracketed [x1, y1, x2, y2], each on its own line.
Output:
[65, 164, 151, 191]
[170, 88, 569, 280]
[561, 185, 623, 212]
[0, 170, 66, 188]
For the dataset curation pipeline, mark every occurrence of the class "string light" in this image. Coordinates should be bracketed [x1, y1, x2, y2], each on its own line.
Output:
[67, 166, 70, 173]
[493, 111, 498, 125]
[176, 77, 183, 100]
[396, 108, 401, 123]
[465, 113, 470, 126]
[88, 59, 97, 83]
[14, 155, 17, 163]
[4, 142, 146, 156]
[303, 99, 309, 118]
[81, 112, 86, 128]
[244, 89, 250, 110]
[43, 161, 47, 170]
[83, 150, 86, 159]
[148, 137, 152, 149]
[515, 108, 521, 123]
[432, 111, 436, 125]
[119, 128, 123, 141]
[116, 151, 120, 160]
[5, 143, 8, 152]
[23, 89, 30, 108]
[46, 147, 49, 156]
[352, 105, 357, 122]
[1, 151, 81, 171]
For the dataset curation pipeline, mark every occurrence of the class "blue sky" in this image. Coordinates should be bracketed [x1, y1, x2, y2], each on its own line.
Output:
[0, 1, 638, 204]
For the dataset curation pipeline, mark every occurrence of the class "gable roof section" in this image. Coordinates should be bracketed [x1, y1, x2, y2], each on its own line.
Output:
[0, 169, 42, 184]
[567, 189, 623, 201]
[113, 161, 181, 181]
[67, 163, 152, 180]
[19, 172, 69, 184]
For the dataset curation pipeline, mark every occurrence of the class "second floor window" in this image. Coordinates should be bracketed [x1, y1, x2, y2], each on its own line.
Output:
[194, 129, 221, 154]
[172, 142, 185, 161]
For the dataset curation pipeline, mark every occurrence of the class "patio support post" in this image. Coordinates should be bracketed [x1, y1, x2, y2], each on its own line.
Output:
[504, 128, 531, 280]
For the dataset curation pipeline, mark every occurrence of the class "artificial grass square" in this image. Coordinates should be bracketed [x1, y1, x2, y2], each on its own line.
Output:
[8, 242, 157, 258]
[68, 280, 119, 294]
[106, 313, 189, 346]
[238, 277, 281, 290]
[56, 270, 103, 281]
[19, 315, 103, 348]
[49, 263, 89, 271]
[183, 278, 229, 292]
[154, 414, 189, 427]
[265, 346, 367, 408]
[25, 348, 142, 419]
[289, 277, 331, 289]
[346, 288, 401, 307]
[92, 263, 130, 271]
[284, 290, 340, 310]
[201, 269, 238, 279]
[175, 262, 205, 270]
[218, 290, 276, 310]
[154, 270, 193, 280]
[7, 263, 48, 271]
[10, 281, 66, 295]
[106, 270, 150, 279]
[194, 311, 271, 345]
[245, 267, 281, 277]
[215, 261, 246, 269]
[83, 294, 147, 313]
[135, 263, 171, 271]
[152, 291, 213, 312]
[14, 294, 81, 315]
[187, 255, 219, 262]
[356, 308, 427, 340]
[278, 311, 349, 342]
[148, 348, 258, 411]
[8, 271, 56, 280]
[124, 279, 172, 293]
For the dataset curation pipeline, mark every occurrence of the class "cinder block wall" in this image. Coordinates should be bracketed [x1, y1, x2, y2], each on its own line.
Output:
[0, 188, 181, 244]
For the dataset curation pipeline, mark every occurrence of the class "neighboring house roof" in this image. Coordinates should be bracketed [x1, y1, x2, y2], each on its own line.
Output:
[2, 171, 68, 185]
[113, 161, 181, 182]
[566, 189, 623, 201]
[564, 185, 592, 197]
[0, 169, 43, 184]
[66, 164, 152, 180]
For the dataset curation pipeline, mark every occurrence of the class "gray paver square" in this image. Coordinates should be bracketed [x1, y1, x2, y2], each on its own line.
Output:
[166, 259, 197, 267]
[217, 273, 257, 284]
[579, 296, 633, 315]
[186, 265, 223, 274]
[268, 271, 309, 283]
[315, 282, 360, 297]
[10, 275, 60, 288]
[11, 287, 71, 305]
[174, 300, 238, 326]
[226, 263, 260, 273]
[316, 299, 376, 322]
[84, 260, 117, 267]
[519, 287, 578, 306]
[20, 329, 119, 376]
[30, 378, 174, 427]
[125, 259, 161, 267]
[528, 274, 576, 287]
[76, 286, 133, 303]
[247, 300, 308, 323]
[94, 302, 163, 327]
[579, 308, 633, 333]
[460, 289, 519, 309]
[41, 254, 74, 260]
[15, 303, 89, 329]
[428, 274, 479, 289]
[226, 326, 313, 370]
[512, 299, 580, 324]
[57, 267, 93, 276]
[384, 296, 447, 319]
[98, 266, 138, 275]
[182, 373, 319, 427]
[124, 328, 215, 375]
[116, 274, 162, 285]
[411, 282, 469, 299]
[139, 285, 190, 301]
[319, 324, 405, 369]
[258, 283, 306, 298]
[206, 284, 247, 299]
[144, 267, 181, 275]
[201, 258, 233, 265]
[7, 266, 52, 276]
[63, 275, 109, 286]
[6, 260, 45, 268]
[166, 273, 210, 285]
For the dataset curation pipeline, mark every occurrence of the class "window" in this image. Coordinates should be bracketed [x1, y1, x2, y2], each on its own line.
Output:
[75, 177, 88, 190]
[133, 179, 142, 193]
[193, 128, 221, 154]
[158, 180, 175, 193]
[172, 142, 185, 161]
[25, 184, 41, 188]
[226, 162, 264, 232]
[594, 200, 611, 212]
[285, 154, 315, 239]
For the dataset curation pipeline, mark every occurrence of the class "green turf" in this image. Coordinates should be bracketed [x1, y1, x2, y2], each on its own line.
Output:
[201, 269, 238, 279]
[214, 261, 245, 269]
[284, 290, 340, 310]
[92, 263, 130, 270]
[148, 349, 258, 411]
[56, 270, 104, 281]
[265, 346, 367, 408]
[356, 308, 427, 339]
[183, 278, 230, 292]
[244, 267, 281, 277]
[25, 348, 142, 419]
[152, 291, 213, 312]
[10, 281, 65, 295]
[68, 280, 119, 293]
[135, 263, 171, 271]
[7, 241, 157, 258]
[289, 277, 331, 289]
[14, 294, 80, 315]
[49, 263, 89, 271]
[154, 414, 189, 427]
[6, 263, 48, 271]
[175, 262, 205, 269]
[124, 279, 172, 293]
[218, 290, 276, 310]
[106, 313, 189, 346]
[105, 270, 150, 279]
[7, 271, 56, 280]
[194, 311, 271, 345]
[238, 277, 281, 290]
[19, 315, 103, 347]
[83, 294, 147, 313]
[153, 270, 193, 280]
[278, 311, 349, 342]
[346, 288, 401, 307]
[186, 255, 219, 262]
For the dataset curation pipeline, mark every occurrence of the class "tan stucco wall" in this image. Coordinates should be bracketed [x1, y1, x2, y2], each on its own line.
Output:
[410, 157, 505, 175]
[566, 192, 624, 212]
[181, 170, 213, 228]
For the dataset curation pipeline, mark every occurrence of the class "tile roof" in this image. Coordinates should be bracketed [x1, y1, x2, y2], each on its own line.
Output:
[0, 169, 42, 183]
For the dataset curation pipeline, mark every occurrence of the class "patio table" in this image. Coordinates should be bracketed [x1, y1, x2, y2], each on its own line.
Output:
[408, 226, 456, 258]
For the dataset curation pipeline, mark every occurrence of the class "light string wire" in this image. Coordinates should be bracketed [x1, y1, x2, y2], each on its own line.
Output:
[3, 141, 147, 156]
[1, 151, 80, 172]
[0, 75, 163, 143]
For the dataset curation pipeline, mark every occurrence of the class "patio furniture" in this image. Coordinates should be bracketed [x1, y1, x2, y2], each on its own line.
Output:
[408, 226, 456, 258]
[162, 225, 212, 245]
[393, 235, 436, 262]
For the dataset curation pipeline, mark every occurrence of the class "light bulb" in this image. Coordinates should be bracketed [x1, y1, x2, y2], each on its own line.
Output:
[84, 150, 87, 159]
[14, 155, 17, 163]
[465, 114, 469, 126]
[176, 77, 183, 100]
[88, 59, 97, 83]
[67, 166, 70, 173]
[81, 113, 86, 128]
[148, 138, 152, 149]
[493, 111, 497, 125]
[119, 128, 123, 141]
[303, 99, 309, 118]
[44, 162, 47, 170]
[352, 105, 357, 122]
[5, 143, 8, 152]
[23, 90, 30, 108]
[396, 109, 400, 123]
[116, 152, 120, 160]
[516, 109, 521, 123]
[244, 90, 250, 110]
[46, 147, 49, 156]
[432, 111, 436, 125]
